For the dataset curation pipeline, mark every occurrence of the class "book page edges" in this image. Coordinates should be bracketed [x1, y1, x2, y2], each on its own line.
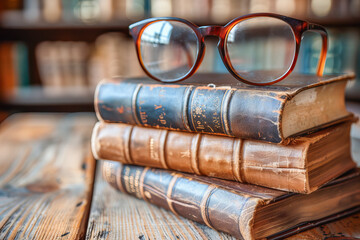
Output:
[282, 81, 350, 140]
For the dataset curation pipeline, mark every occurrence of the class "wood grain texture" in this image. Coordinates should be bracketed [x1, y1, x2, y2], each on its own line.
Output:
[86, 163, 235, 240]
[0, 113, 96, 240]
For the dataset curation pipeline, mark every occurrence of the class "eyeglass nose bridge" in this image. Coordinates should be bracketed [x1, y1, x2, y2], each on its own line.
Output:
[199, 26, 223, 38]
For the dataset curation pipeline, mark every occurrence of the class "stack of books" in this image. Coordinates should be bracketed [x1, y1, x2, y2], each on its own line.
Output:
[91, 72, 360, 239]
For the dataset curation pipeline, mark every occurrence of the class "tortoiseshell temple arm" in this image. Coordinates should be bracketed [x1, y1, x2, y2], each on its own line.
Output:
[307, 23, 328, 76]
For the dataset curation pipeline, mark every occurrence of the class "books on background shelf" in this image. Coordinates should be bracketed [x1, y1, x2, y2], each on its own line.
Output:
[88, 32, 144, 87]
[0, 0, 145, 22]
[36, 41, 90, 88]
[0, 42, 29, 96]
[35, 33, 144, 89]
[1, 0, 359, 23]
[91, 72, 360, 239]
[1, 0, 360, 104]
[0, 32, 144, 109]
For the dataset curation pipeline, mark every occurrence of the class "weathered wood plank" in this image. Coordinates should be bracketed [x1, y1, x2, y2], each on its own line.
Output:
[0, 113, 96, 240]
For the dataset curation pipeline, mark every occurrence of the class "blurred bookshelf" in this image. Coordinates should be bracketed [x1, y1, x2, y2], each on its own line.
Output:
[0, 0, 359, 112]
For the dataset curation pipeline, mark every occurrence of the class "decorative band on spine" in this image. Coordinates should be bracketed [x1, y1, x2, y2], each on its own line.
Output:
[190, 134, 202, 175]
[221, 89, 235, 136]
[131, 84, 143, 125]
[102, 161, 113, 184]
[200, 185, 216, 229]
[102, 161, 124, 192]
[139, 167, 150, 201]
[159, 130, 169, 169]
[166, 174, 180, 215]
[182, 86, 193, 131]
[123, 126, 134, 164]
[237, 197, 250, 240]
[232, 139, 243, 182]
[115, 163, 125, 193]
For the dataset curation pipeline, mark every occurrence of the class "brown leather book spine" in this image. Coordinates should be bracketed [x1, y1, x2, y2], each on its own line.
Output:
[95, 81, 287, 143]
[92, 122, 326, 193]
[102, 161, 260, 240]
[93, 121, 355, 193]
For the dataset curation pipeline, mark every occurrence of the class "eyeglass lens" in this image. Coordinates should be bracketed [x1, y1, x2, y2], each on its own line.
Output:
[226, 17, 296, 84]
[140, 21, 199, 82]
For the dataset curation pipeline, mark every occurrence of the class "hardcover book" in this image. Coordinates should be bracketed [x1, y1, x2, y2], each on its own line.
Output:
[102, 161, 360, 240]
[92, 121, 356, 193]
[95, 73, 354, 143]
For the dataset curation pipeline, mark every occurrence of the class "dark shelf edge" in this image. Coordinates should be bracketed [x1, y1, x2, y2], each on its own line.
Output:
[0, 20, 133, 30]
[0, 86, 95, 112]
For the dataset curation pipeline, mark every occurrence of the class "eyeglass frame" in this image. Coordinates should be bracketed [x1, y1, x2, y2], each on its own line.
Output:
[129, 13, 328, 86]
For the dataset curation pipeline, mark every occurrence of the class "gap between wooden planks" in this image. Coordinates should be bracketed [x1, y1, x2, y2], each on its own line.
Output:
[0, 113, 96, 239]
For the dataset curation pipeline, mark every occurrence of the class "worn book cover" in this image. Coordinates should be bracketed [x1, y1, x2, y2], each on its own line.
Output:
[95, 73, 353, 143]
[92, 121, 356, 193]
[102, 161, 360, 240]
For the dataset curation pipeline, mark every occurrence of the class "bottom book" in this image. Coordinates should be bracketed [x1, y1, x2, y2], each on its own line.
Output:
[102, 161, 360, 240]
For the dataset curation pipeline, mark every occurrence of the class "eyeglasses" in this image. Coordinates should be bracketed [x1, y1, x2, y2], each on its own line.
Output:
[129, 13, 328, 86]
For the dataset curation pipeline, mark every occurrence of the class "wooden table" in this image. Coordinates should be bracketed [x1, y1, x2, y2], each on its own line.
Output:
[0, 113, 359, 240]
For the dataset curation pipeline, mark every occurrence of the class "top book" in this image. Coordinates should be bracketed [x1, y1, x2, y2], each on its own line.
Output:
[95, 72, 354, 144]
